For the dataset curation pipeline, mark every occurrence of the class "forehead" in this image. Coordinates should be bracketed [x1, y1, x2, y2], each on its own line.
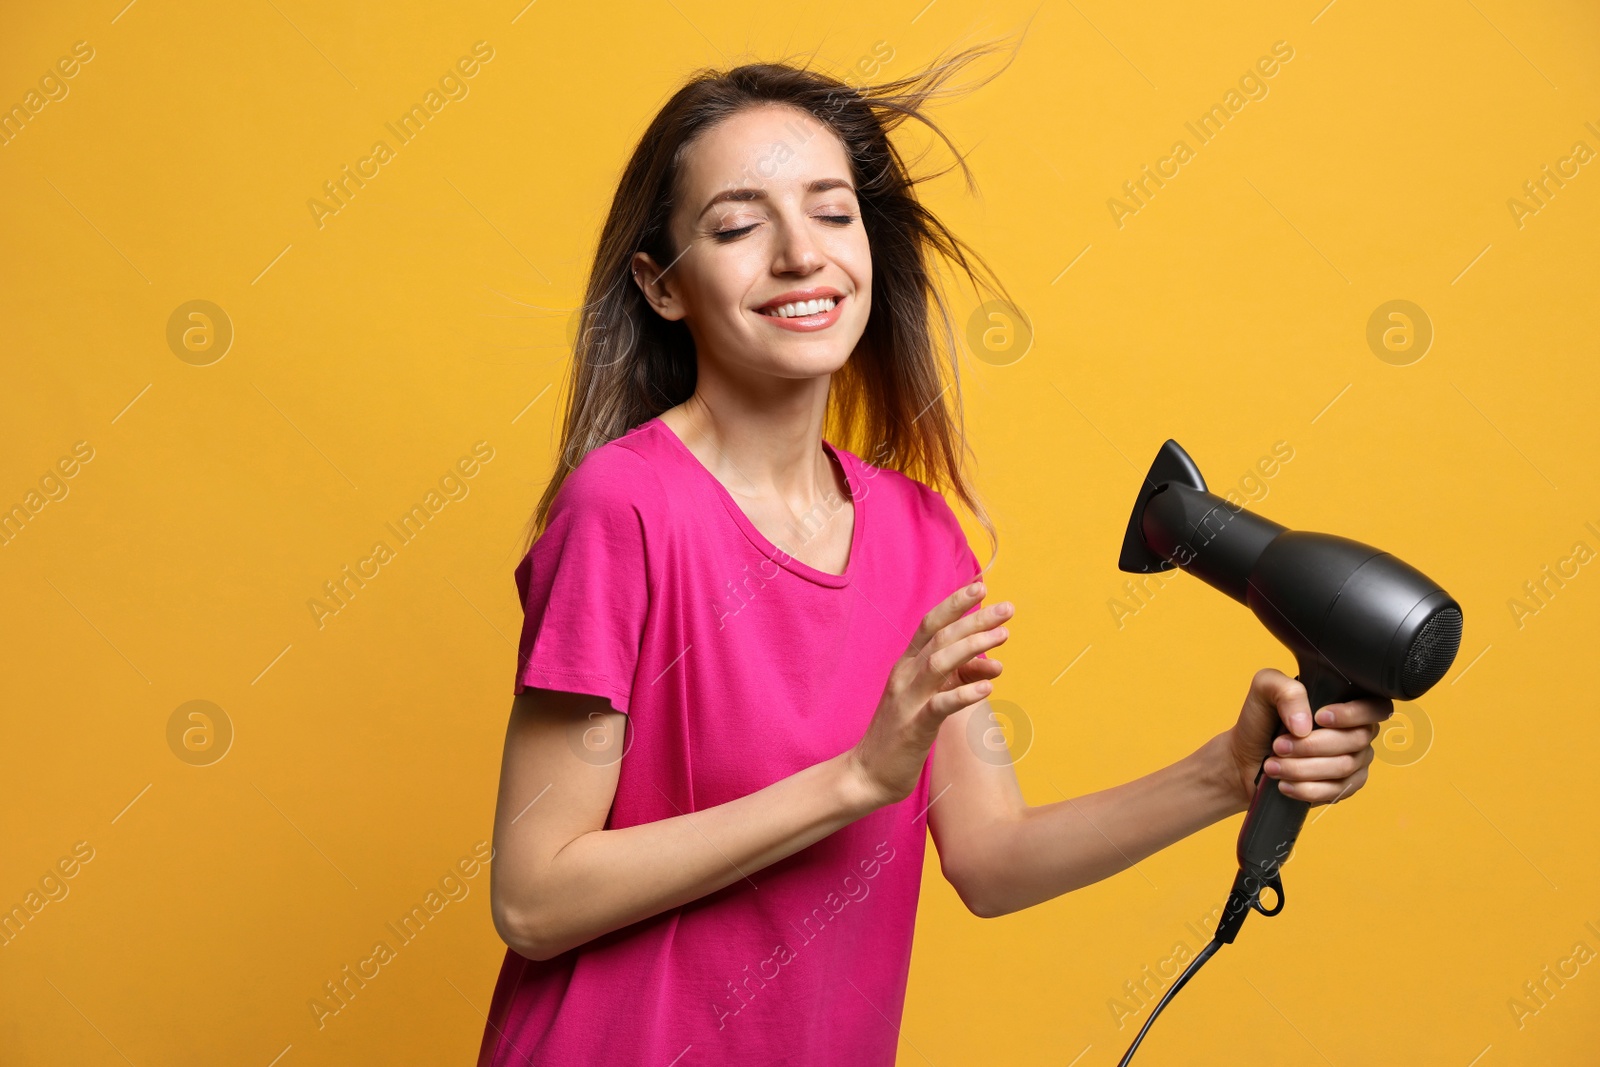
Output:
[676, 104, 854, 208]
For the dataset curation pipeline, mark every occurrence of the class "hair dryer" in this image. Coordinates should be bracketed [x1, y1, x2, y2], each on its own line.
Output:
[1111, 439, 1464, 1066]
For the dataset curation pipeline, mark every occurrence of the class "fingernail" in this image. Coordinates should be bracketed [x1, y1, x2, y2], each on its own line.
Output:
[1264, 759, 1281, 776]
[1272, 736, 1291, 755]
[1316, 708, 1334, 726]
[967, 582, 984, 596]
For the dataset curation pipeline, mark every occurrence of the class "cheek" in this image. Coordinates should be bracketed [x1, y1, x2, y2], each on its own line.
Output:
[688, 251, 762, 320]
[837, 234, 872, 301]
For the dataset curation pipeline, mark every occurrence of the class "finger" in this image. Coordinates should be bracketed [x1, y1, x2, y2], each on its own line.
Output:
[914, 581, 988, 655]
[1263, 747, 1374, 783]
[940, 655, 1005, 692]
[1270, 723, 1380, 758]
[930, 600, 1013, 659]
[927, 621, 1011, 681]
[1251, 668, 1312, 737]
[1277, 766, 1369, 804]
[927, 677, 994, 721]
[1312, 697, 1395, 729]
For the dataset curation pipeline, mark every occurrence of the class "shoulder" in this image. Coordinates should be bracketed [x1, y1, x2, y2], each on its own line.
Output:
[548, 432, 669, 526]
[518, 435, 664, 594]
[840, 445, 968, 548]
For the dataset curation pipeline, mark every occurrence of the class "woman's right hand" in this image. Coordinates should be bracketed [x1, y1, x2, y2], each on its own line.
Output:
[847, 581, 1013, 809]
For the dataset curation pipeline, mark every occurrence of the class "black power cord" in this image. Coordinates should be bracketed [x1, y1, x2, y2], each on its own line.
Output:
[1114, 868, 1283, 1066]
[1114, 937, 1223, 1067]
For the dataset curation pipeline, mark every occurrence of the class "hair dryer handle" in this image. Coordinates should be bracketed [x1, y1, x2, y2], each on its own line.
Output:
[1236, 661, 1367, 892]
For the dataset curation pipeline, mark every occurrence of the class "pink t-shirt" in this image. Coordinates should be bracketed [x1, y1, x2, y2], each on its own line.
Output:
[478, 416, 983, 1067]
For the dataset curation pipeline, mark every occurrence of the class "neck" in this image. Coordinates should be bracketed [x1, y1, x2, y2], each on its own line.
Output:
[660, 385, 841, 510]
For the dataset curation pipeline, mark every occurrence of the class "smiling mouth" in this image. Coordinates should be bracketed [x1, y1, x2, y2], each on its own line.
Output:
[758, 296, 840, 318]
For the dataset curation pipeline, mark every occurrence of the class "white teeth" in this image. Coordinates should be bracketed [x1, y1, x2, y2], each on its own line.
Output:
[762, 297, 837, 318]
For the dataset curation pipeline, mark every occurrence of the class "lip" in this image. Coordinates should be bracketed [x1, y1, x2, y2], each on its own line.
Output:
[754, 286, 844, 312]
[754, 288, 846, 333]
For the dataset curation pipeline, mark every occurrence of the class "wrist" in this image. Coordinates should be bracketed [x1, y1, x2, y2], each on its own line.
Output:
[832, 749, 888, 820]
[1196, 732, 1249, 819]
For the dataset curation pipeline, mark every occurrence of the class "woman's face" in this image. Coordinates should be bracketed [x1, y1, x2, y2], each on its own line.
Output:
[633, 104, 872, 381]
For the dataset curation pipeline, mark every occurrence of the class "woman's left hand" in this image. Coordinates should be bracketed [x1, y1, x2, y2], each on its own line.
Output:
[1222, 667, 1393, 811]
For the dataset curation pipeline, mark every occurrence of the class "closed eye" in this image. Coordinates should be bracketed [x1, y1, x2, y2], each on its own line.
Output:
[711, 214, 858, 242]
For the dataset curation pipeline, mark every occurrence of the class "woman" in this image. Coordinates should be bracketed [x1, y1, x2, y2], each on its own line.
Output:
[479, 41, 1389, 1066]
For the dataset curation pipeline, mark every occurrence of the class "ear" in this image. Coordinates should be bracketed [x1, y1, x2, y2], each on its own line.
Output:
[631, 251, 687, 322]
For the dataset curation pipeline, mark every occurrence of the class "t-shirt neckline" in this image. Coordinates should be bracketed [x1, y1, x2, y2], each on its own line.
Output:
[644, 416, 862, 589]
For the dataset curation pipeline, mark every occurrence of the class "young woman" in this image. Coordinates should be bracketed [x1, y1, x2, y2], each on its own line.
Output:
[479, 42, 1391, 1066]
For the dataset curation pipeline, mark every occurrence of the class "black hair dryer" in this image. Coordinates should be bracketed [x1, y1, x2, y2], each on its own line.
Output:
[1118, 440, 1464, 939]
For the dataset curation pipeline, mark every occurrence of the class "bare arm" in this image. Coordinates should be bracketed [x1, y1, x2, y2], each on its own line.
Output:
[489, 688, 880, 960]
[929, 662, 1391, 918]
[490, 581, 1009, 961]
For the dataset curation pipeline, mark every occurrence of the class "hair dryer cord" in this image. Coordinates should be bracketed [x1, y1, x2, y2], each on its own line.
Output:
[1115, 868, 1278, 1066]
[1113, 936, 1224, 1067]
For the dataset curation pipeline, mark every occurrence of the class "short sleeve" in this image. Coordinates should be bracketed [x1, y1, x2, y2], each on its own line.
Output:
[925, 486, 989, 660]
[512, 445, 658, 714]
[955, 537, 990, 661]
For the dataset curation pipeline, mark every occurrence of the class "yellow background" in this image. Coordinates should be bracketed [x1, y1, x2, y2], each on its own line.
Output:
[2, 1, 1597, 1064]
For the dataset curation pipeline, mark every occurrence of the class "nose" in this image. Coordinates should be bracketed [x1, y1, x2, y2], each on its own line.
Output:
[771, 211, 825, 275]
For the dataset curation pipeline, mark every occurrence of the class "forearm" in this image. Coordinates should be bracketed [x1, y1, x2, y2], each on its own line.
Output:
[498, 751, 878, 960]
[971, 733, 1245, 916]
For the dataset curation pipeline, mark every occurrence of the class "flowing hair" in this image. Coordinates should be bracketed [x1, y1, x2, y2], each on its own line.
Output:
[519, 32, 1029, 572]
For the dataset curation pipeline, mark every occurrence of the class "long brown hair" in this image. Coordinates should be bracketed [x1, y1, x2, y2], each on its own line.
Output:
[520, 34, 1027, 572]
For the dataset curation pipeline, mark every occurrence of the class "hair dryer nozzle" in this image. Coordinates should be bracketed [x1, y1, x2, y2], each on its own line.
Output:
[1118, 440, 1208, 573]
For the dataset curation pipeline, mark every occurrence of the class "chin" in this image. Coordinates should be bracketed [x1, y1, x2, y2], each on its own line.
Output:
[759, 346, 854, 379]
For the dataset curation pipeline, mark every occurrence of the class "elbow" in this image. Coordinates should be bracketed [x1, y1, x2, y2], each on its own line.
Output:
[963, 895, 1005, 920]
[962, 888, 1013, 920]
[492, 892, 563, 962]
[942, 861, 1011, 920]
[964, 881, 1029, 919]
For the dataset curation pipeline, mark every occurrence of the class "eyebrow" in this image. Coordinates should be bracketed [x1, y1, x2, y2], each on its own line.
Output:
[698, 177, 857, 219]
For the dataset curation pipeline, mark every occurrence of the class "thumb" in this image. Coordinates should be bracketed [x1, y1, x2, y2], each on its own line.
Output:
[1249, 668, 1313, 738]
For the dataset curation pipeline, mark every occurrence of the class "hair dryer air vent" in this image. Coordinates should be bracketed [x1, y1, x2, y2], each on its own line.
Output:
[1401, 607, 1463, 696]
